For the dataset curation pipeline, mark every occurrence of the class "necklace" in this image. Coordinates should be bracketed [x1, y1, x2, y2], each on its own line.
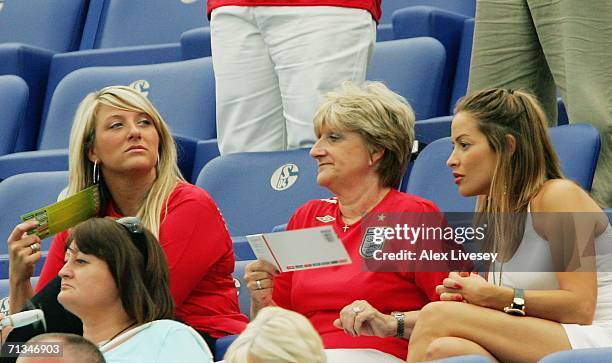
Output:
[491, 239, 504, 286]
[338, 188, 390, 233]
[99, 322, 137, 348]
[340, 212, 365, 232]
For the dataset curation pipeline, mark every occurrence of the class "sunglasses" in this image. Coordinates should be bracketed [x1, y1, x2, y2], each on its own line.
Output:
[116, 216, 148, 265]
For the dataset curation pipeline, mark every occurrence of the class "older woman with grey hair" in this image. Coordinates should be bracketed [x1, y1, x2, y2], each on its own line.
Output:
[244, 81, 449, 362]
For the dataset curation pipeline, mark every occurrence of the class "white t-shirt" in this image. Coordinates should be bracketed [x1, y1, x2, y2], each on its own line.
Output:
[100, 319, 213, 363]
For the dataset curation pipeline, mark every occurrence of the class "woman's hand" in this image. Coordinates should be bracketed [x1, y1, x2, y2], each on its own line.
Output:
[244, 260, 279, 308]
[0, 313, 13, 343]
[7, 221, 42, 283]
[436, 272, 498, 307]
[333, 300, 395, 338]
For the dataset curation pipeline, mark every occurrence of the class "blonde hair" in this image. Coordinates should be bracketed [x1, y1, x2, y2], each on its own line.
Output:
[313, 81, 415, 188]
[454, 88, 563, 255]
[224, 307, 326, 363]
[67, 85, 183, 237]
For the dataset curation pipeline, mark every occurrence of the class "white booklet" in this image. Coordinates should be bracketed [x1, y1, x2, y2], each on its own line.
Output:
[246, 226, 352, 272]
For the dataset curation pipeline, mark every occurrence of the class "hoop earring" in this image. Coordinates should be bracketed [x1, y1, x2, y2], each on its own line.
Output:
[92, 160, 100, 184]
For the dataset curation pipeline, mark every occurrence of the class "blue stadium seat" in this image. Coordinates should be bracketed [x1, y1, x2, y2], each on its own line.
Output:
[180, 27, 213, 60]
[0, 0, 88, 52]
[408, 18, 472, 134]
[449, 18, 474, 114]
[214, 259, 253, 360]
[214, 333, 238, 362]
[232, 260, 253, 318]
[405, 124, 602, 211]
[43, 44, 185, 125]
[0, 76, 28, 156]
[191, 139, 220, 183]
[392, 7, 470, 117]
[195, 148, 331, 237]
[378, 0, 475, 41]
[0, 277, 39, 299]
[79, 0, 208, 50]
[429, 355, 493, 363]
[406, 137, 476, 212]
[549, 124, 600, 191]
[0, 57, 216, 181]
[380, 0, 476, 24]
[415, 115, 453, 145]
[0, 171, 69, 278]
[539, 348, 612, 363]
[367, 37, 446, 120]
[42, 0, 210, 120]
[0, 0, 89, 152]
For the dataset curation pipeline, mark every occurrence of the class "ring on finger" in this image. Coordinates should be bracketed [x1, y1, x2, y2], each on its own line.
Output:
[352, 306, 362, 314]
[256, 280, 263, 290]
[29, 243, 40, 253]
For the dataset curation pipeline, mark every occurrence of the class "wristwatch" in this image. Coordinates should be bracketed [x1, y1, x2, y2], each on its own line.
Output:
[391, 311, 405, 337]
[504, 288, 526, 316]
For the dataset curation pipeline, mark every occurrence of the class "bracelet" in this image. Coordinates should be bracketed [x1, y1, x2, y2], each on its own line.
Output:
[503, 288, 526, 316]
[391, 311, 405, 338]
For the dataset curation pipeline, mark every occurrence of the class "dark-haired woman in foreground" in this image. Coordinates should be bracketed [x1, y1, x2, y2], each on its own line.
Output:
[59, 217, 212, 362]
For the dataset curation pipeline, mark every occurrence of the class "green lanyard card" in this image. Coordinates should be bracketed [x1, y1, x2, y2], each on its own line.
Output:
[20, 185, 101, 239]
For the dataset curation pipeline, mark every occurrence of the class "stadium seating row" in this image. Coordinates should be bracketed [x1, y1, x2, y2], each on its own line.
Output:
[0, 37, 446, 183]
[0, 1, 477, 154]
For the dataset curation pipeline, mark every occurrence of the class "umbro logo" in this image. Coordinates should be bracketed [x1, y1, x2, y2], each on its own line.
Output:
[316, 215, 335, 223]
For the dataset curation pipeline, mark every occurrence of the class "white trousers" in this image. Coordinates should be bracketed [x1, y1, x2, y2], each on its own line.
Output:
[211, 6, 376, 154]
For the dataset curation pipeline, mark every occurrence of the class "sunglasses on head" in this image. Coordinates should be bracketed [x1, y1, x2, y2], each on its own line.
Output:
[115, 216, 148, 265]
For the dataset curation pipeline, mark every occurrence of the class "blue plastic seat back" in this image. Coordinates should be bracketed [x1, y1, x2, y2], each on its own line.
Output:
[367, 37, 446, 120]
[549, 124, 600, 191]
[0, 171, 69, 256]
[0, 75, 28, 156]
[81, 0, 208, 49]
[539, 347, 612, 363]
[449, 18, 474, 113]
[0, 277, 39, 299]
[392, 7, 469, 116]
[428, 355, 493, 363]
[232, 260, 253, 318]
[406, 137, 476, 212]
[196, 148, 331, 237]
[0, 0, 88, 52]
[39, 57, 216, 150]
[380, 0, 475, 24]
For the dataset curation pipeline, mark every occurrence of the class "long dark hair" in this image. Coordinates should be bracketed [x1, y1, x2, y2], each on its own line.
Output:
[67, 218, 174, 323]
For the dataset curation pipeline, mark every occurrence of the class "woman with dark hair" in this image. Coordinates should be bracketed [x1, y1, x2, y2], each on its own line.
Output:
[407, 88, 612, 362]
[58, 217, 212, 362]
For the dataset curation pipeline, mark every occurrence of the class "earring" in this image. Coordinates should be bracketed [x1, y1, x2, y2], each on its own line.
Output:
[92, 160, 100, 184]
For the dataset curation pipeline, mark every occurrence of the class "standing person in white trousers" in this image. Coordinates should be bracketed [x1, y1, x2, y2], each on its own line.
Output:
[208, 2, 380, 154]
